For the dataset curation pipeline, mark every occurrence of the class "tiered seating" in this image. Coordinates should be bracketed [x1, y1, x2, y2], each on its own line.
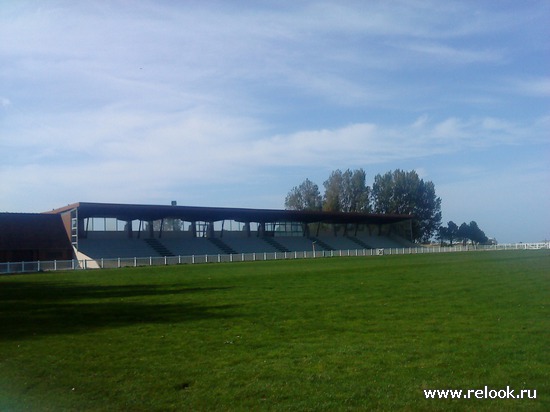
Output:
[78, 239, 158, 259]
[315, 236, 365, 251]
[77, 231, 409, 260]
[274, 236, 318, 252]
[221, 237, 280, 253]
[355, 234, 403, 249]
[157, 238, 222, 256]
[389, 234, 417, 247]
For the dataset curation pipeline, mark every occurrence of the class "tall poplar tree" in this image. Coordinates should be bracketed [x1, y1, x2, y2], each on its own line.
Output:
[372, 169, 441, 242]
[323, 169, 370, 212]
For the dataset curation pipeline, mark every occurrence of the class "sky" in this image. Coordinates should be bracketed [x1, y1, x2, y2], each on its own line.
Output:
[1, 0, 548, 243]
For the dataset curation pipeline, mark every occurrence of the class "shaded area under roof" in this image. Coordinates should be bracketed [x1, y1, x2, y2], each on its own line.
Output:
[49, 202, 412, 226]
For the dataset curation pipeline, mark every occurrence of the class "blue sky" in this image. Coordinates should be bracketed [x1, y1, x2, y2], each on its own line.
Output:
[1, 0, 548, 243]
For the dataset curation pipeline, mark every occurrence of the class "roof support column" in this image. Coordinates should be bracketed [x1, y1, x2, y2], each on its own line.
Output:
[79, 217, 86, 239]
[125, 220, 133, 238]
[207, 222, 215, 238]
[159, 219, 164, 238]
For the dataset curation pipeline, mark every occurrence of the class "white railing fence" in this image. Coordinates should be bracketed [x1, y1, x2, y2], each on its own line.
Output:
[1, 242, 548, 275]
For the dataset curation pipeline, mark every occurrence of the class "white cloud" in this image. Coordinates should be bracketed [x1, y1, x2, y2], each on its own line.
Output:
[4, 108, 544, 180]
[510, 77, 550, 97]
[0, 97, 10, 108]
[397, 41, 503, 64]
[0, 0, 522, 114]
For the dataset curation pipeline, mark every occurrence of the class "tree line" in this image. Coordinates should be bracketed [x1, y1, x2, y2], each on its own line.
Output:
[438, 221, 489, 246]
[285, 169, 442, 243]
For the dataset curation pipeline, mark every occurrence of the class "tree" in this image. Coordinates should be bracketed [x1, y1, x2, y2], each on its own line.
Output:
[439, 220, 459, 246]
[372, 169, 442, 242]
[468, 221, 488, 244]
[458, 221, 488, 245]
[323, 168, 370, 212]
[346, 168, 370, 212]
[457, 222, 470, 245]
[285, 178, 322, 211]
[322, 170, 344, 212]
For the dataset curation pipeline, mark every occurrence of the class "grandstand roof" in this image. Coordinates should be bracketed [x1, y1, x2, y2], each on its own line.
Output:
[49, 202, 412, 225]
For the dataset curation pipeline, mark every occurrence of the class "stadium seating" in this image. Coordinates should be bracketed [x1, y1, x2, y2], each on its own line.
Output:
[76, 230, 410, 260]
[78, 239, 158, 259]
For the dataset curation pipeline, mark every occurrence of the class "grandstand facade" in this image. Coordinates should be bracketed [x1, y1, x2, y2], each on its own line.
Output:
[0, 202, 414, 263]
[0, 213, 74, 263]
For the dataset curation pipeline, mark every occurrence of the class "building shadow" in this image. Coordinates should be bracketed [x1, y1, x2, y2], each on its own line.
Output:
[0, 281, 238, 341]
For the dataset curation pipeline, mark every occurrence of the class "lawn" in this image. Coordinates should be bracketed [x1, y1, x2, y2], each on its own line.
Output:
[0, 250, 548, 411]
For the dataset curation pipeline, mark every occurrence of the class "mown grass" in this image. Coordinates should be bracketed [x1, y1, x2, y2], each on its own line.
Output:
[0, 250, 548, 411]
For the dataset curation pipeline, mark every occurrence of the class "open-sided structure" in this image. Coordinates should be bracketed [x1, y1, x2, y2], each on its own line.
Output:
[50, 202, 413, 260]
[1, 202, 414, 263]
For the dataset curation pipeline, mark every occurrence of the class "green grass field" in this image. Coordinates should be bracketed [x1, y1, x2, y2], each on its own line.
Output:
[0, 250, 548, 411]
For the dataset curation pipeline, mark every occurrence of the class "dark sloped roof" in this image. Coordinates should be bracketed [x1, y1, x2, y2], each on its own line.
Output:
[0, 213, 72, 250]
[49, 202, 412, 225]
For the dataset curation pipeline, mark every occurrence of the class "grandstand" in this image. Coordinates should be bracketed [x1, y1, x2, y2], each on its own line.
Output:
[0, 202, 414, 264]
